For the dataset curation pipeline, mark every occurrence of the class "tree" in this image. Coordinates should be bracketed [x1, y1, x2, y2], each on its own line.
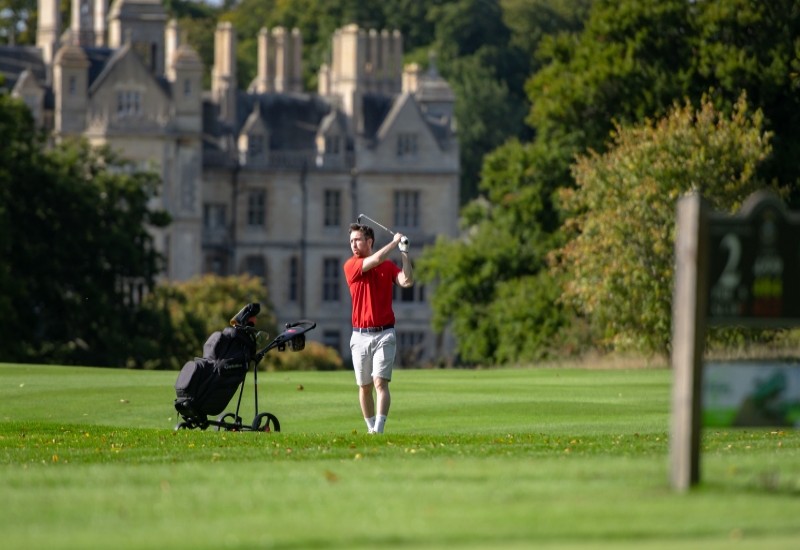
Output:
[417, 139, 566, 364]
[135, 274, 274, 369]
[527, 0, 800, 197]
[429, 0, 533, 201]
[689, 0, 800, 204]
[422, 0, 800, 362]
[381, 0, 452, 56]
[500, 0, 591, 73]
[431, 0, 510, 61]
[526, 0, 694, 153]
[554, 94, 775, 354]
[447, 56, 527, 201]
[0, 94, 170, 366]
[0, 0, 36, 45]
[0, 92, 39, 357]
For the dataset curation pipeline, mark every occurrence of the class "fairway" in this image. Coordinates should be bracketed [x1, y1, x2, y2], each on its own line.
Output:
[1, 363, 799, 549]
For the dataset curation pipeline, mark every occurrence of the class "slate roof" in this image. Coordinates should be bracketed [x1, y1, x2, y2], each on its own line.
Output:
[1, 42, 172, 103]
[1, 42, 453, 165]
[361, 93, 394, 141]
[236, 92, 333, 151]
[83, 47, 117, 87]
[86, 44, 172, 97]
[0, 45, 47, 89]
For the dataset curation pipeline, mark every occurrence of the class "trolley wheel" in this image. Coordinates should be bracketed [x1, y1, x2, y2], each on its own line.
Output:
[252, 412, 281, 432]
[175, 422, 189, 431]
[216, 413, 241, 431]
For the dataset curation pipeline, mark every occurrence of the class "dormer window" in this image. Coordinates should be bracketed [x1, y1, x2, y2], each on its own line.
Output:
[248, 135, 264, 158]
[239, 102, 268, 164]
[315, 109, 347, 168]
[238, 128, 268, 166]
[183, 78, 192, 97]
[68, 76, 77, 95]
[325, 135, 341, 155]
[117, 90, 141, 117]
[397, 133, 418, 158]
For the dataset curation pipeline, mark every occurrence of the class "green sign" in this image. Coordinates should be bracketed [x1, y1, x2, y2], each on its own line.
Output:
[704, 361, 800, 427]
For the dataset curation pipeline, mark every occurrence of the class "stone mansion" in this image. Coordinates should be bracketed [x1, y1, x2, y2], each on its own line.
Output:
[0, 0, 460, 364]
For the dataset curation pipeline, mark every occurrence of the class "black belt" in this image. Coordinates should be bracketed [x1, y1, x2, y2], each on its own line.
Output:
[353, 324, 394, 333]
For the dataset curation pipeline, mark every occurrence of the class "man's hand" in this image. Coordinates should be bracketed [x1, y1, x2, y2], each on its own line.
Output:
[398, 236, 409, 253]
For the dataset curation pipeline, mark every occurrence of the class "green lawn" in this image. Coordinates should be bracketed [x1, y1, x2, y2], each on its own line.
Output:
[1, 363, 798, 549]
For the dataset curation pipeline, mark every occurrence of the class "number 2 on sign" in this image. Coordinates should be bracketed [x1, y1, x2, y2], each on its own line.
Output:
[717, 233, 741, 289]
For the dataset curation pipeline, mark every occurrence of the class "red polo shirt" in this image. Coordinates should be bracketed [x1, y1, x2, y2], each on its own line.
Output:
[344, 256, 401, 328]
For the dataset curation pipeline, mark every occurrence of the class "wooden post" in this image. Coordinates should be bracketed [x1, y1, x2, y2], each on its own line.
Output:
[669, 193, 709, 491]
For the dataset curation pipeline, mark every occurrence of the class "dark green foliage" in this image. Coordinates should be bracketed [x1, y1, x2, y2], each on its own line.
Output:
[501, 0, 592, 72]
[0, 98, 171, 367]
[689, 0, 800, 204]
[0, 94, 39, 358]
[527, 0, 695, 151]
[0, 101, 169, 366]
[429, 0, 536, 201]
[423, 0, 800, 361]
[136, 274, 274, 370]
[527, 0, 800, 199]
[431, 0, 510, 61]
[558, 95, 774, 353]
[418, 139, 568, 364]
[446, 57, 528, 202]
[0, 0, 36, 45]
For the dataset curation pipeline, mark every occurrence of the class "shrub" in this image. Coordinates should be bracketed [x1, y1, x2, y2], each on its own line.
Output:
[263, 341, 346, 372]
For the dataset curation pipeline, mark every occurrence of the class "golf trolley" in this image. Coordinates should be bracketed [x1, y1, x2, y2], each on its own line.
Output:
[174, 316, 316, 432]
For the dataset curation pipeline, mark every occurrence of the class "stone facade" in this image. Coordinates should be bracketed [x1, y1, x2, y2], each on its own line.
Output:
[1, 0, 460, 365]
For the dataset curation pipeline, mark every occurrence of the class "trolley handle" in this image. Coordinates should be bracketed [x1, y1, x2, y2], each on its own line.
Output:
[254, 319, 317, 361]
[285, 320, 316, 331]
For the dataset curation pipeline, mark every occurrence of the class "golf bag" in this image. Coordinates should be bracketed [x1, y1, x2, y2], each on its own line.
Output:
[174, 325, 257, 418]
[173, 301, 316, 432]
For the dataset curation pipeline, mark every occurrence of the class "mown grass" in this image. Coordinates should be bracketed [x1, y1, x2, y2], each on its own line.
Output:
[1, 363, 799, 549]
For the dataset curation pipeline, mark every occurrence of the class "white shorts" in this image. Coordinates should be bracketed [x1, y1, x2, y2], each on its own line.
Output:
[350, 328, 396, 386]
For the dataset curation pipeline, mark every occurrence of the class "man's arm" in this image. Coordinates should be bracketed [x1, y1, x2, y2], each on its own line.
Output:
[362, 233, 403, 272]
[396, 248, 414, 288]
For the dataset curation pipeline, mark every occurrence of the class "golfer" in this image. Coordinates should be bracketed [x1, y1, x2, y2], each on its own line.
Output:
[344, 222, 413, 433]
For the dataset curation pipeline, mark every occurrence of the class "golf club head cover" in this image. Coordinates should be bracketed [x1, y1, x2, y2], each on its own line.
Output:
[230, 302, 261, 327]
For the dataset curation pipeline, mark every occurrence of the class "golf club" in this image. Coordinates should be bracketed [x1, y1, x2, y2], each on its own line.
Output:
[357, 213, 410, 246]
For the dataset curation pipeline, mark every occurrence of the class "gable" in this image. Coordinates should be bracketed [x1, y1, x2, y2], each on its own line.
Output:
[236, 94, 331, 152]
[12, 68, 45, 122]
[241, 104, 268, 137]
[0, 45, 47, 92]
[318, 109, 347, 137]
[88, 44, 171, 121]
[12, 68, 43, 96]
[374, 93, 441, 156]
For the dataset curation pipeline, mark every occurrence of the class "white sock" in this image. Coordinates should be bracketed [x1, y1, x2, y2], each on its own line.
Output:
[365, 416, 376, 432]
[374, 415, 387, 433]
